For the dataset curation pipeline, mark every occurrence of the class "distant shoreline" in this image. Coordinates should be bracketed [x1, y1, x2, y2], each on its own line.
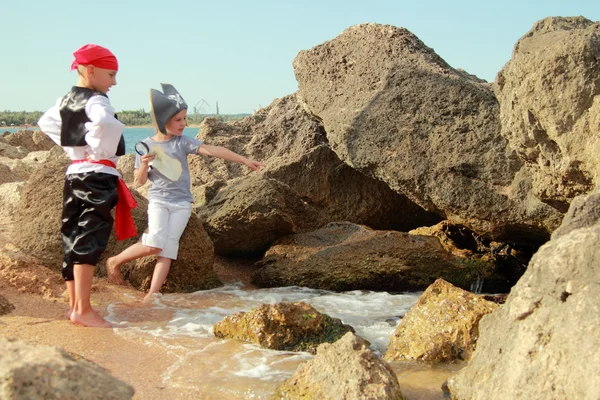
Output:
[2, 124, 203, 130]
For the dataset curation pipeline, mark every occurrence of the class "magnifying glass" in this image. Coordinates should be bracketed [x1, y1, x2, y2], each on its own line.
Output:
[134, 141, 150, 156]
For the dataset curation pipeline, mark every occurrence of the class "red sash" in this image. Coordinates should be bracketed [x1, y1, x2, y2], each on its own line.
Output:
[72, 159, 138, 240]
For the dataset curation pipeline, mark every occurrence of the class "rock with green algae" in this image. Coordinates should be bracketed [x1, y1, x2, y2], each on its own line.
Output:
[384, 278, 498, 363]
[213, 301, 354, 354]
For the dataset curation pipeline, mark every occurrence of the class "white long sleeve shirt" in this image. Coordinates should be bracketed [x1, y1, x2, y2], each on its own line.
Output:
[38, 94, 125, 176]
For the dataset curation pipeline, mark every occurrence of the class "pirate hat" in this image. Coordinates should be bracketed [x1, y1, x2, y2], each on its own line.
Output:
[150, 83, 188, 135]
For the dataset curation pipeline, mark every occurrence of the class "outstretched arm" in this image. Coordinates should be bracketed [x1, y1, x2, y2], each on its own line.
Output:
[196, 144, 264, 171]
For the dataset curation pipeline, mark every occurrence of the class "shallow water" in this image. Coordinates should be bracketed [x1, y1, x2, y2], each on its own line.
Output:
[106, 283, 462, 399]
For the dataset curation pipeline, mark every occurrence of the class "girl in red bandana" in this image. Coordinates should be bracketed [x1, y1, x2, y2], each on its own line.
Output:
[38, 44, 136, 328]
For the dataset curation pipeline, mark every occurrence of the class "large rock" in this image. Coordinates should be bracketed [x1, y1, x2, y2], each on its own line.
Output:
[198, 174, 321, 255]
[0, 146, 68, 184]
[193, 94, 440, 255]
[11, 160, 220, 293]
[551, 187, 600, 239]
[293, 23, 561, 244]
[213, 302, 354, 353]
[2, 130, 55, 152]
[122, 212, 221, 293]
[0, 338, 134, 399]
[252, 222, 493, 292]
[384, 279, 498, 363]
[0, 295, 15, 315]
[0, 182, 24, 215]
[0, 142, 28, 159]
[446, 189, 600, 400]
[496, 17, 600, 212]
[12, 160, 145, 271]
[276, 332, 405, 400]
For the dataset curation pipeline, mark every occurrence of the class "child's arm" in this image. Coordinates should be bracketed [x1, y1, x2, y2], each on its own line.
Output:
[38, 99, 63, 146]
[84, 96, 125, 158]
[134, 154, 155, 185]
[196, 144, 264, 171]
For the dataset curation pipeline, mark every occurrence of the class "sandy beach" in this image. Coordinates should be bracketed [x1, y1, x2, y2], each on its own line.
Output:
[0, 250, 264, 399]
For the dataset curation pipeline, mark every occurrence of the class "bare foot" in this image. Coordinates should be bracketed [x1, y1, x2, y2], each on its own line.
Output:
[106, 257, 126, 285]
[67, 308, 100, 319]
[70, 310, 112, 328]
[142, 292, 159, 304]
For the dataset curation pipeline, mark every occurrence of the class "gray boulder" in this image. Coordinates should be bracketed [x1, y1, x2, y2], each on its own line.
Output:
[0, 337, 134, 400]
[2, 130, 55, 152]
[252, 222, 493, 292]
[11, 160, 219, 293]
[293, 23, 561, 244]
[496, 17, 600, 212]
[193, 94, 440, 255]
[276, 332, 405, 400]
[446, 189, 600, 400]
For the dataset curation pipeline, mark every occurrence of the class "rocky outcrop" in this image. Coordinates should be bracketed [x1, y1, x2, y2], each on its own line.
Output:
[122, 212, 221, 293]
[1, 130, 55, 152]
[0, 145, 68, 185]
[11, 160, 145, 270]
[0, 295, 15, 315]
[197, 174, 321, 255]
[0, 337, 134, 399]
[276, 332, 405, 400]
[410, 221, 535, 293]
[116, 153, 137, 184]
[496, 17, 600, 212]
[11, 160, 220, 292]
[446, 189, 600, 400]
[0, 142, 28, 159]
[193, 94, 440, 255]
[384, 279, 498, 363]
[551, 187, 600, 239]
[251, 222, 492, 292]
[0, 182, 24, 215]
[293, 23, 562, 245]
[213, 302, 354, 353]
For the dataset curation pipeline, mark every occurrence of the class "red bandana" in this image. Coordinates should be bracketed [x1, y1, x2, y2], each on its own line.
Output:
[70, 44, 119, 71]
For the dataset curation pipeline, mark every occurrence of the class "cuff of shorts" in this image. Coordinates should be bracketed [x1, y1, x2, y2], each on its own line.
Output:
[141, 233, 165, 250]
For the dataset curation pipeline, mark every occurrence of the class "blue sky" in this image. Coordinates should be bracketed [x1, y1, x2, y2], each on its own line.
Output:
[1, 0, 598, 114]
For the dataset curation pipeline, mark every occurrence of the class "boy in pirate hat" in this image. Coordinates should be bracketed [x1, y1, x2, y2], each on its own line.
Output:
[106, 84, 263, 301]
[38, 44, 137, 328]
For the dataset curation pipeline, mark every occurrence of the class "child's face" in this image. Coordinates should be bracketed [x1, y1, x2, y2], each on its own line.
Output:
[165, 109, 187, 136]
[88, 66, 117, 94]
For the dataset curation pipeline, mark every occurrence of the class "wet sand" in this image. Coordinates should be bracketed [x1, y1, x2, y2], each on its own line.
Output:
[0, 217, 454, 400]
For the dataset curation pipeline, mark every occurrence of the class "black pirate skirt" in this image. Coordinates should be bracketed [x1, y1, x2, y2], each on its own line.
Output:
[61, 172, 118, 281]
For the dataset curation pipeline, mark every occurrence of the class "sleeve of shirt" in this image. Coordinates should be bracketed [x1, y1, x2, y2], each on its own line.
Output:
[37, 98, 63, 146]
[182, 135, 203, 155]
[134, 153, 141, 169]
[84, 95, 125, 158]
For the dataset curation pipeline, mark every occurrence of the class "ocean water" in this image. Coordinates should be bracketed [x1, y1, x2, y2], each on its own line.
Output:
[104, 285, 459, 399]
[1, 127, 199, 154]
[122, 127, 200, 154]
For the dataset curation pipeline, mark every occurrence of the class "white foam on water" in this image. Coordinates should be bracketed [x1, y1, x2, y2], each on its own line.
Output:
[107, 283, 422, 398]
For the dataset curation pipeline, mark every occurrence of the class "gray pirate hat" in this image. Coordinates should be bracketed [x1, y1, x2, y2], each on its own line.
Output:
[150, 83, 188, 135]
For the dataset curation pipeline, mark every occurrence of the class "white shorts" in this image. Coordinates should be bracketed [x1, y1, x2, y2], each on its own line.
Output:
[142, 199, 193, 260]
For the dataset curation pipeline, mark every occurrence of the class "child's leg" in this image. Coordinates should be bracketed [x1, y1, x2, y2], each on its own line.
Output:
[70, 263, 112, 328]
[107, 242, 161, 285]
[143, 256, 173, 302]
[142, 202, 192, 302]
[66, 280, 75, 319]
[107, 200, 168, 285]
